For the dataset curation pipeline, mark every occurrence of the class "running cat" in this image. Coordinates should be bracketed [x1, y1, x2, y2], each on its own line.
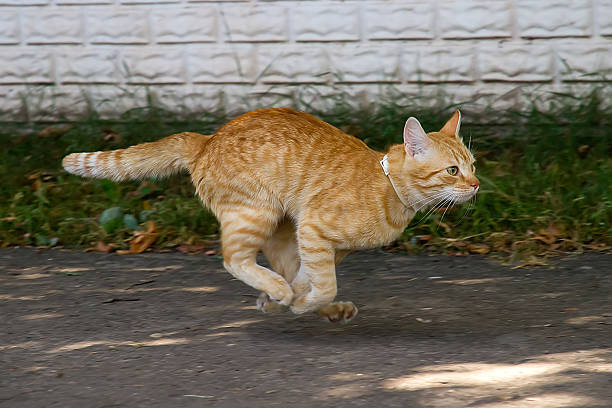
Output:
[62, 108, 478, 323]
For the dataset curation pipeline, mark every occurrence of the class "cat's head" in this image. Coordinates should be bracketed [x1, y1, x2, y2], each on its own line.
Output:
[399, 110, 479, 209]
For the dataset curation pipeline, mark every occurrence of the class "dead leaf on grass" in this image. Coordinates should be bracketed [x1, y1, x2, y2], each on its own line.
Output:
[467, 243, 491, 254]
[448, 250, 468, 257]
[176, 245, 207, 254]
[435, 219, 452, 234]
[442, 238, 467, 248]
[117, 221, 158, 254]
[583, 242, 611, 251]
[532, 223, 563, 245]
[488, 231, 515, 252]
[38, 125, 73, 138]
[124, 181, 160, 200]
[27, 173, 57, 194]
[85, 241, 115, 253]
[510, 256, 549, 269]
[103, 129, 121, 143]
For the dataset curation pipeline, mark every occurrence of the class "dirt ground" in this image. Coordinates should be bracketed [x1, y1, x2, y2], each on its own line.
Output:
[1, 247, 611, 408]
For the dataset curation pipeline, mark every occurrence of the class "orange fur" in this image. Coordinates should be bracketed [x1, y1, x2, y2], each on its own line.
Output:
[62, 108, 478, 323]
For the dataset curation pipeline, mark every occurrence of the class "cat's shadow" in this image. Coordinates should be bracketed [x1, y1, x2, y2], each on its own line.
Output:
[240, 311, 496, 342]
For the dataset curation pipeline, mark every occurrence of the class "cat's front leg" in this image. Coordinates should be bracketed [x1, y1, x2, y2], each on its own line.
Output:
[290, 267, 358, 323]
[290, 267, 336, 314]
[312, 249, 358, 323]
[290, 223, 338, 314]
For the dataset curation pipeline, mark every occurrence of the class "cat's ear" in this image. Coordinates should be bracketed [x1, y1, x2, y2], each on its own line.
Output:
[440, 109, 461, 138]
[403, 117, 429, 157]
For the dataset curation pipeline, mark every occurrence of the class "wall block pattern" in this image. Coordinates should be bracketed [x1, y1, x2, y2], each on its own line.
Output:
[0, 0, 610, 119]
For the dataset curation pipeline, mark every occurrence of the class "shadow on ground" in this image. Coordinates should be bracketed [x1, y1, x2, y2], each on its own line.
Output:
[1, 248, 611, 407]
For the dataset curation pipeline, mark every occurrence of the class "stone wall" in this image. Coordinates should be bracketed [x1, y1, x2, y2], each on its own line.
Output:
[0, 0, 610, 120]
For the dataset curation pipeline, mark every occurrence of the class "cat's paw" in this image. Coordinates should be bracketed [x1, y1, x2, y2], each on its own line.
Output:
[317, 301, 358, 323]
[256, 292, 287, 314]
[268, 281, 294, 306]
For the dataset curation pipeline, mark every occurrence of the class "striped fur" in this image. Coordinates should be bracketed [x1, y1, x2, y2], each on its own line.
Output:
[62, 132, 209, 181]
[62, 108, 478, 323]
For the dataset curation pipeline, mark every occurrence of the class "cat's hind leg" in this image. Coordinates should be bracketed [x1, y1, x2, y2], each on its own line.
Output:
[220, 208, 294, 306]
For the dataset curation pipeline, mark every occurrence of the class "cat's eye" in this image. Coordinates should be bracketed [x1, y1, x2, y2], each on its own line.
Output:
[447, 166, 459, 176]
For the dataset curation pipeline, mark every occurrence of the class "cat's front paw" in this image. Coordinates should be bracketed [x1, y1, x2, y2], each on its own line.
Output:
[317, 301, 358, 323]
[268, 281, 294, 306]
[256, 292, 287, 314]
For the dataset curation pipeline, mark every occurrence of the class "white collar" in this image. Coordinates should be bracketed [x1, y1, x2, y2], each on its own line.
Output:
[380, 154, 411, 209]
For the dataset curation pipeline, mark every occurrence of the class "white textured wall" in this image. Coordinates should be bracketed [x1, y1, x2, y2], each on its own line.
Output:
[0, 0, 610, 120]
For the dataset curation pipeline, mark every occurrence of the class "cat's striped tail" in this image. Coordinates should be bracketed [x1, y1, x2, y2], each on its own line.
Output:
[62, 132, 210, 181]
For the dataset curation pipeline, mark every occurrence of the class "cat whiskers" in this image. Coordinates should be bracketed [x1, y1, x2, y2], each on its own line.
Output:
[408, 194, 452, 225]
[412, 192, 455, 226]
[460, 196, 476, 221]
[414, 191, 452, 211]
[455, 194, 477, 226]
[468, 131, 473, 153]
[409, 191, 452, 213]
[439, 196, 457, 224]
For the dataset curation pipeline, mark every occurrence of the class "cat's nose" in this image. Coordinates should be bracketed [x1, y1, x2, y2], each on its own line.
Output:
[471, 180, 480, 190]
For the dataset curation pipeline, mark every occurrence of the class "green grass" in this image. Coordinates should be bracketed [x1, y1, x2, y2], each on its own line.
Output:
[0, 91, 610, 256]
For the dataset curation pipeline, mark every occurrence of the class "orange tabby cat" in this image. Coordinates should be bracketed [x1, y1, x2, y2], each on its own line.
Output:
[62, 108, 478, 323]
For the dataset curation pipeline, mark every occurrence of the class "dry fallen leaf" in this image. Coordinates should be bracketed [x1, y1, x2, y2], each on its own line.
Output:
[129, 221, 159, 254]
[532, 223, 563, 245]
[38, 124, 73, 138]
[103, 129, 121, 143]
[442, 238, 467, 248]
[117, 221, 159, 254]
[27, 171, 42, 181]
[435, 219, 452, 234]
[488, 231, 514, 252]
[27, 172, 56, 191]
[124, 181, 159, 200]
[204, 250, 217, 256]
[467, 243, 490, 254]
[511, 256, 549, 269]
[176, 245, 207, 254]
[85, 241, 115, 253]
